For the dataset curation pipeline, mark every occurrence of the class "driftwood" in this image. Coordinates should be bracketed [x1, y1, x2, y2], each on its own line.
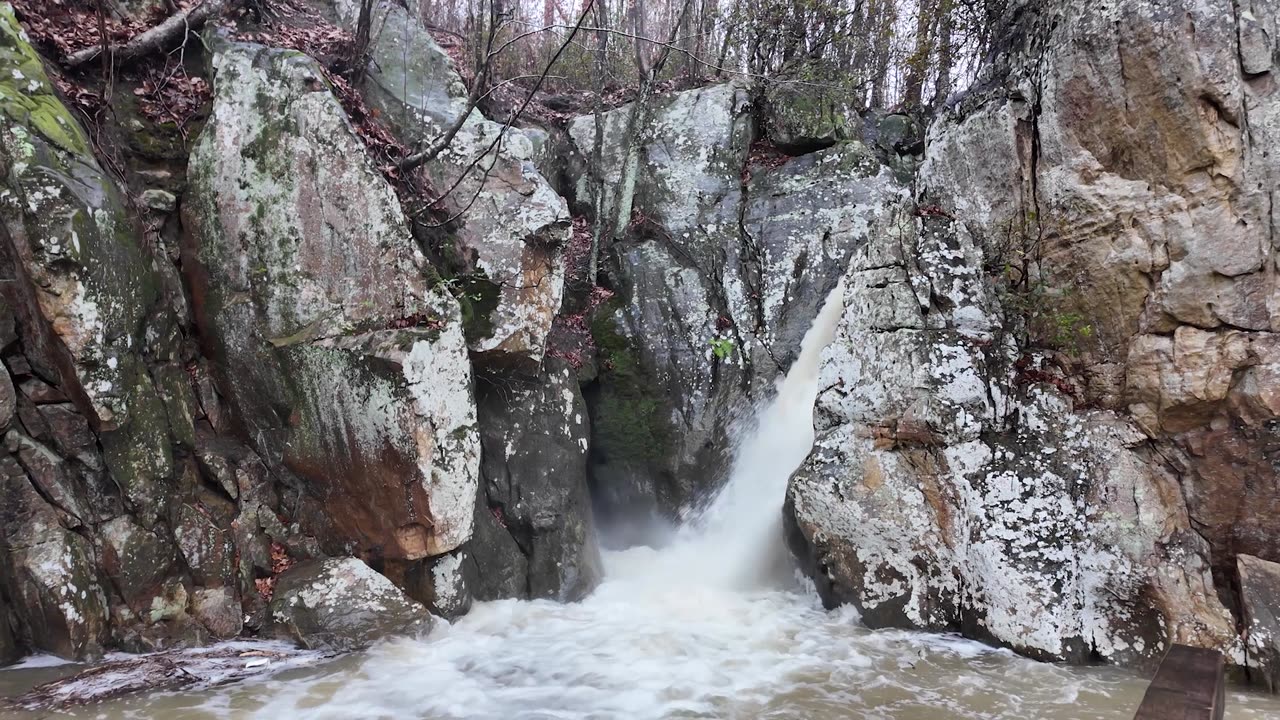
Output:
[66, 0, 230, 69]
[6, 643, 326, 710]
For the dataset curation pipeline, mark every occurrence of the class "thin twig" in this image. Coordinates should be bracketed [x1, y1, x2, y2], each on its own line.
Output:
[419, 0, 596, 226]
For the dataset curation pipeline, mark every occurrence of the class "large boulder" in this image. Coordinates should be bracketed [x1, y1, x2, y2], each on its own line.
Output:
[319, 0, 570, 366]
[921, 0, 1280, 582]
[468, 359, 602, 601]
[0, 3, 211, 660]
[0, 3, 183, 528]
[268, 557, 433, 651]
[785, 203, 1240, 666]
[786, 0, 1270, 670]
[1239, 554, 1280, 691]
[183, 38, 480, 564]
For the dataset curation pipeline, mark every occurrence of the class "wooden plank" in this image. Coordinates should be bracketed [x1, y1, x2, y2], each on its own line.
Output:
[1134, 644, 1225, 720]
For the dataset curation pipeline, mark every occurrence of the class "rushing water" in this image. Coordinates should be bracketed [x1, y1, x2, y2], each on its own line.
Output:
[4, 286, 1280, 719]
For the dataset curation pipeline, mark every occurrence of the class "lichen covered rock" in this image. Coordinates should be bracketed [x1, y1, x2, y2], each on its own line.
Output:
[786, 0, 1273, 671]
[469, 359, 602, 601]
[269, 557, 433, 651]
[183, 38, 480, 563]
[785, 202, 1240, 666]
[319, 0, 569, 365]
[0, 3, 202, 660]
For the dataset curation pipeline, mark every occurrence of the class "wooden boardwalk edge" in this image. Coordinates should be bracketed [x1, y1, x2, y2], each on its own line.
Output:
[1134, 644, 1225, 720]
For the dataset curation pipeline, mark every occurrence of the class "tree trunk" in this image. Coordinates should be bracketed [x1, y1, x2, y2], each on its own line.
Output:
[932, 0, 954, 106]
[587, 0, 611, 284]
[868, 0, 895, 107]
[903, 0, 935, 108]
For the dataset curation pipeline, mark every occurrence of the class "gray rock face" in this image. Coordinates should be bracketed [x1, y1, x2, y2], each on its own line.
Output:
[183, 37, 480, 564]
[572, 85, 908, 520]
[0, 5, 198, 660]
[1240, 554, 1280, 691]
[320, 0, 570, 366]
[786, 0, 1273, 670]
[469, 360, 602, 601]
[269, 558, 433, 651]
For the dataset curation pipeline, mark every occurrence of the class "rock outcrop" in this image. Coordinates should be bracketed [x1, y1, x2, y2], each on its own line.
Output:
[182, 37, 480, 565]
[1, 3, 183, 659]
[269, 557, 433, 651]
[785, 0, 1278, 670]
[319, 0, 570, 367]
[466, 359, 603, 601]
[569, 85, 911, 525]
[1241, 554, 1280, 691]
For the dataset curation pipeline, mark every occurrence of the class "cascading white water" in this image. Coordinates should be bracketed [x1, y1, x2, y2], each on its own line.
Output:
[14, 284, 1280, 719]
[618, 279, 849, 592]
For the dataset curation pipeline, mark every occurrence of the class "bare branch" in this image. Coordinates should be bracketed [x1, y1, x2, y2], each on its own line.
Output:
[512, 21, 858, 90]
[417, 0, 598, 226]
[401, 0, 591, 176]
[397, 0, 507, 172]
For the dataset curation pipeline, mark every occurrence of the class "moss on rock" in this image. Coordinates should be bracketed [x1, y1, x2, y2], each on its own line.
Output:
[589, 302, 672, 464]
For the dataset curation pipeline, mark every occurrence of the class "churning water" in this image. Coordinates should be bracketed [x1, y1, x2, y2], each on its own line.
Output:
[4, 285, 1280, 719]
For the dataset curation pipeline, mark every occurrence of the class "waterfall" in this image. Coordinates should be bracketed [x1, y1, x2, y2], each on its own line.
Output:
[607, 279, 848, 590]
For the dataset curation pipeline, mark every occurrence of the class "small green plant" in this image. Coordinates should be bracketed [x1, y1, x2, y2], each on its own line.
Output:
[709, 337, 735, 360]
[988, 212, 1096, 358]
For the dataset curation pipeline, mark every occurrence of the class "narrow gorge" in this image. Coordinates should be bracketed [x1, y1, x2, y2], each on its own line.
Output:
[0, 0, 1279, 717]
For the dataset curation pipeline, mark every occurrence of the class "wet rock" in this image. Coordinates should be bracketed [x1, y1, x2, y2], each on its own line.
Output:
[461, 482, 527, 600]
[190, 587, 243, 639]
[173, 502, 236, 588]
[0, 451, 108, 660]
[405, 548, 472, 619]
[318, 0, 570, 366]
[183, 38, 479, 562]
[269, 558, 433, 652]
[5, 430, 90, 523]
[36, 403, 97, 466]
[99, 516, 175, 610]
[471, 360, 602, 601]
[1240, 554, 1280, 691]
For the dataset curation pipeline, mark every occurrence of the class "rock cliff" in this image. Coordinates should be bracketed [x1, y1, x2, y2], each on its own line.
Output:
[0, 0, 1278, 692]
[786, 0, 1280, 680]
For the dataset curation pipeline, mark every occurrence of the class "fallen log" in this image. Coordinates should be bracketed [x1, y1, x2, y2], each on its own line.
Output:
[6, 642, 327, 710]
[66, 0, 230, 69]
